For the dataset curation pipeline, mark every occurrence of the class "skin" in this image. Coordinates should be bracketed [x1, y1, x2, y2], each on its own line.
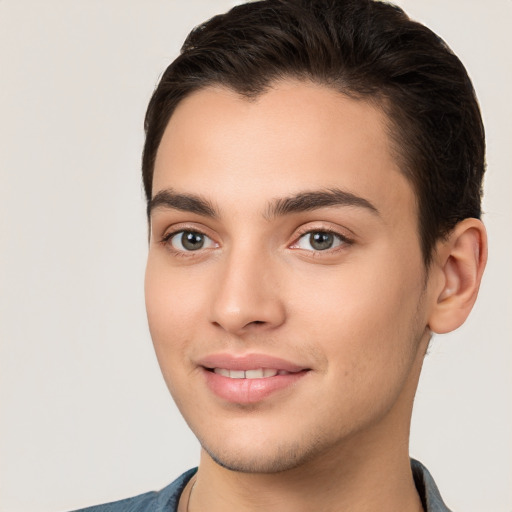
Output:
[145, 80, 487, 512]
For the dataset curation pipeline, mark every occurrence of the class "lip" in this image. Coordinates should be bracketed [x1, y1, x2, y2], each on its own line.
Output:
[198, 353, 310, 404]
[198, 353, 307, 373]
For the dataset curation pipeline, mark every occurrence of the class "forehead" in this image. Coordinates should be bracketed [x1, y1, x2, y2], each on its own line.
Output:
[153, 80, 416, 224]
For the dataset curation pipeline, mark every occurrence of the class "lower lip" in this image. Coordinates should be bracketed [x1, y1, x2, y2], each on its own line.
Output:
[203, 369, 308, 404]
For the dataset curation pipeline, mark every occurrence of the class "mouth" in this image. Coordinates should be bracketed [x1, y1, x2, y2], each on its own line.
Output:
[198, 353, 310, 404]
[208, 368, 297, 379]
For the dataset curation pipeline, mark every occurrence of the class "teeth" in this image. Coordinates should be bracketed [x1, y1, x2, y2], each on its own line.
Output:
[245, 369, 265, 379]
[213, 368, 284, 379]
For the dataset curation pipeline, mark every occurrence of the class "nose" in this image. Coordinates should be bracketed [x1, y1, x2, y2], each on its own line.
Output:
[209, 245, 286, 335]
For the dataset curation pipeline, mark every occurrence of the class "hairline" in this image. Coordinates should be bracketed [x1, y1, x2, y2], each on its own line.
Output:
[147, 76, 433, 267]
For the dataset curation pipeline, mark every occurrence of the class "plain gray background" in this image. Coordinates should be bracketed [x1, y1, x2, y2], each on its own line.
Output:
[1, 1, 511, 511]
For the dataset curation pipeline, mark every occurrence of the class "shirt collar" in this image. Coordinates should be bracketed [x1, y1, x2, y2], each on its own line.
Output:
[411, 459, 452, 512]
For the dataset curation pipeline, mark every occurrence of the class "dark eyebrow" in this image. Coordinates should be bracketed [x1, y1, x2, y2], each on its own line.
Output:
[148, 188, 218, 218]
[266, 188, 379, 218]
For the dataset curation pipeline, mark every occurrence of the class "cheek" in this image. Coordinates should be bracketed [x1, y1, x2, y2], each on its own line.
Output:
[144, 257, 200, 366]
[291, 256, 425, 371]
[144, 260, 205, 414]
[298, 271, 424, 426]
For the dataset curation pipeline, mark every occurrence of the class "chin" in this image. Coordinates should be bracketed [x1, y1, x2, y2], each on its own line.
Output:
[199, 433, 331, 474]
[205, 447, 305, 474]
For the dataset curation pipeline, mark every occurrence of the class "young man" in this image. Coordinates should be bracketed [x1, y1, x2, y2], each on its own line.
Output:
[76, 0, 487, 510]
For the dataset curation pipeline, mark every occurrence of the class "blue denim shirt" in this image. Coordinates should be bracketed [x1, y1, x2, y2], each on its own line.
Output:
[71, 459, 451, 512]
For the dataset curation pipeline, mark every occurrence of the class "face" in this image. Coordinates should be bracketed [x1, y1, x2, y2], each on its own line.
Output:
[145, 80, 436, 473]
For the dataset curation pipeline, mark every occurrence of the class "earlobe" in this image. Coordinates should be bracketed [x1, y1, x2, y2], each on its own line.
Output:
[428, 218, 487, 334]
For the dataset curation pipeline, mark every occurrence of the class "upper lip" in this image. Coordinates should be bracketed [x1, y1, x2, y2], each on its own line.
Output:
[197, 353, 308, 373]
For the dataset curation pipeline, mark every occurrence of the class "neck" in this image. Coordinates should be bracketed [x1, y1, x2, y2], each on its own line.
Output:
[189, 399, 425, 512]
[191, 446, 422, 512]
[188, 334, 429, 512]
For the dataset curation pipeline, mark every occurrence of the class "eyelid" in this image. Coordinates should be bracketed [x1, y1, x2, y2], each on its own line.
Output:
[159, 223, 220, 254]
[158, 221, 216, 241]
[289, 224, 355, 252]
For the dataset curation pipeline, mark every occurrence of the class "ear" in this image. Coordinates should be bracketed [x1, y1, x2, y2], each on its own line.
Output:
[428, 218, 488, 334]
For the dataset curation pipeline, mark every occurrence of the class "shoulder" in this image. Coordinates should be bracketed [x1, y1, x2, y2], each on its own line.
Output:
[69, 468, 197, 512]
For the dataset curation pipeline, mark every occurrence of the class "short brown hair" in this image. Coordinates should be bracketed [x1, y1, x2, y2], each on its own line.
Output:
[142, 0, 485, 265]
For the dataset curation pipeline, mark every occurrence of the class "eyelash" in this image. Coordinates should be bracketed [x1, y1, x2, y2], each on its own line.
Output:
[160, 228, 217, 256]
[159, 226, 353, 255]
[291, 227, 354, 253]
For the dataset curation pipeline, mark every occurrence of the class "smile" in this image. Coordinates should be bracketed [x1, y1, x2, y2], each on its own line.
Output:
[198, 353, 311, 403]
[212, 368, 293, 379]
